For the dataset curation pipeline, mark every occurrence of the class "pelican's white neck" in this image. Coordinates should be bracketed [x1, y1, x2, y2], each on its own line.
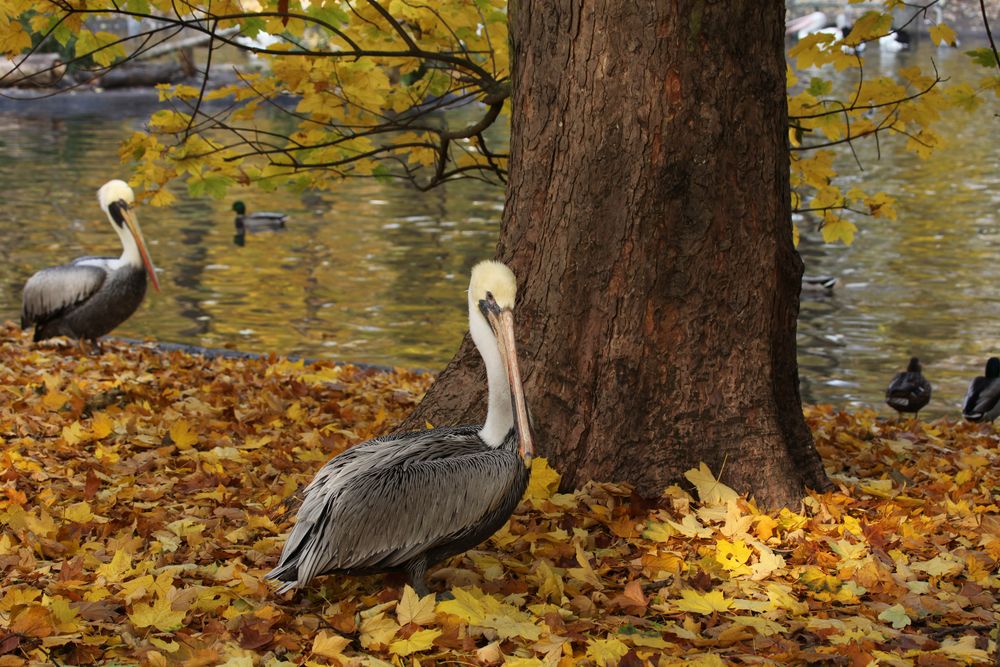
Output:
[470, 297, 512, 448]
[113, 223, 144, 267]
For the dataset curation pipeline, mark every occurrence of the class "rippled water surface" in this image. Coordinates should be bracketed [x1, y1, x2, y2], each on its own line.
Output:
[0, 44, 997, 416]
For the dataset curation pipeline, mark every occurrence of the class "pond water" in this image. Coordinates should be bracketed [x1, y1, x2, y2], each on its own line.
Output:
[0, 43, 996, 417]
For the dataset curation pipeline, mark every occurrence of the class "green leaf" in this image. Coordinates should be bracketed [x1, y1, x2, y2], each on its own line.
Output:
[239, 17, 266, 40]
[74, 30, 125, 66]
[307, 4, 349, 29]
[187, 174, 236, 199]
[125, 0, 151, 14]
[806, 77, 832, 97]
[53, 22, 71, 47]
[966, 48, 999, 69]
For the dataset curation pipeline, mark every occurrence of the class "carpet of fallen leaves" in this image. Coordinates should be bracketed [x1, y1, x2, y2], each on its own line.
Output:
[1, 321, 998, 667]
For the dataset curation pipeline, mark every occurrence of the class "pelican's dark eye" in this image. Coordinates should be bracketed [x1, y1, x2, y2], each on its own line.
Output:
[107, 201, 127, 227]
[486, 291, 494, 300]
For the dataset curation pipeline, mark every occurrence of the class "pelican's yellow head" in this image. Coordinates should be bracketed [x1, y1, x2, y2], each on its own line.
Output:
[467, 259, 533, 463]
[96, 179, 159, 292]
[469, 260, 517, 311]
[97, 179, 135, 213]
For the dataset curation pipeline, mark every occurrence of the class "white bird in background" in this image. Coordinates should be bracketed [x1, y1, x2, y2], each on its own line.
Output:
[21, 180, 159, 345]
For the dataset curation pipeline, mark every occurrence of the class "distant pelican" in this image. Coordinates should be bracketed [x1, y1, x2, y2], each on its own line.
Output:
[962, 357, 1000, 422]
[885, 357, 932, 418]
[21, 180, 159, 344]
[267, 260, 534, 596]
[233, 201, 287, 232]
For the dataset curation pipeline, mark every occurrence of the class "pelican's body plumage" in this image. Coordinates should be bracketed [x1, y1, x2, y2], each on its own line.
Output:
[267, 426, 528, 594]
[21, 180, 159, 343]
[963, 357, 1000, 423]
[267, 260, 534, 595]
[885, 356, 931, 417]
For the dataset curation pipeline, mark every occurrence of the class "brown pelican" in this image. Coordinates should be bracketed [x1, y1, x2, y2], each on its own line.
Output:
[266, 260, 534, 596]
[962, 357, 1000, 423]
[21, 180, 159, 344]
[885, 357, 932, 418]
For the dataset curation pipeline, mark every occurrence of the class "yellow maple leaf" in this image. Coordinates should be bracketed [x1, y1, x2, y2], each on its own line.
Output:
[715, 539, 753, 576]
[586, 637, 629, 666]
[0, 587, 41, 612]
[911, 554, 962, 577]
[397, 585, 437, 626]
[96, 549, 133, 582]
[533, 559, 565, 603]
[63, 501, 94, 524]
[389, 628, 441, 657]
[750, 545, 786, 580]
[121, 575, 154, 604]
[666, 513, 714, 539]
[642, 520, 674, 542]
[43, 389, 71, 411]
[934, 636, 990, 663]
[129, 595, 186, 632]
[675, 588, 732, 614]
[46, 595, 82, 633]
[567, 542, 604, 590]
[821, 219, 857, 245]
[311, 630, 351, 659]
[437, 587, 540, 640]
[169, 419, 198, 449]
[729, 615, 788, 637]
[524, 457, 560, 504]
[684, 463, 739, 505]
[928, 23, 957, 47]
[90, 412, 114, 439]
[9, 605, 55, 638]
[878, 603, 911, 629]
[61, 421, 88, 446]
[359, 612, 400, 649]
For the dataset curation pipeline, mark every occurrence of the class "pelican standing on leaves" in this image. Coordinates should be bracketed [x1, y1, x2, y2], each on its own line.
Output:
[21, 180, 159, 345]
[267, 260, 534, 596]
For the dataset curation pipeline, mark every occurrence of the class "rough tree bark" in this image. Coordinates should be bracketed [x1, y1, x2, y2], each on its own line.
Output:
[400, 0, 833, 508]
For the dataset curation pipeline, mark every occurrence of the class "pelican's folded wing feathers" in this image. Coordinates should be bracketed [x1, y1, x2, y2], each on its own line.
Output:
[21, 264, 108, 328]
[272, 426, 523, 590]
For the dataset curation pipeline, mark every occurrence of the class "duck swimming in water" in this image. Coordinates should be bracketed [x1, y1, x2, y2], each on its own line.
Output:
[233, 200, 287, 232]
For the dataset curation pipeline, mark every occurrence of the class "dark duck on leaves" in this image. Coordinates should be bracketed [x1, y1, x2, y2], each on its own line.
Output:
[885, 357, 932, 418]
[962, 357, 1000, 423]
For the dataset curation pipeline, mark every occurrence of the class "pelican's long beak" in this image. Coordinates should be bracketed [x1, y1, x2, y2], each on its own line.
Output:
[487, 306, 534, 465]
[122, 205, 159, 291]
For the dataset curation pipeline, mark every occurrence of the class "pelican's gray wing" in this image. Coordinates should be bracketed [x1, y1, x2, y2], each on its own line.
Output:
[269, 427, 524, 591]
[21, 263, 108, 328]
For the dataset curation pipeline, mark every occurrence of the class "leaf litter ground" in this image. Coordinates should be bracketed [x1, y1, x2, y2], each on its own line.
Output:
[0, 323, 997, 666]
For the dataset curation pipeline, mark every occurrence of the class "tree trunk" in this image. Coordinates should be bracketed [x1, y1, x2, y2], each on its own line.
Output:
[400, 0, 833, 508]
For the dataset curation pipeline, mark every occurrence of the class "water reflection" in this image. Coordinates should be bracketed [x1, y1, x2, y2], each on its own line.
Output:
[0, 44, 996, 417]
[795, 43, 1000, 415]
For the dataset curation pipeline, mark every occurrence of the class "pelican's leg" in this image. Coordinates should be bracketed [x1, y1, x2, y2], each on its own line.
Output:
[405, 558, 430, 597]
